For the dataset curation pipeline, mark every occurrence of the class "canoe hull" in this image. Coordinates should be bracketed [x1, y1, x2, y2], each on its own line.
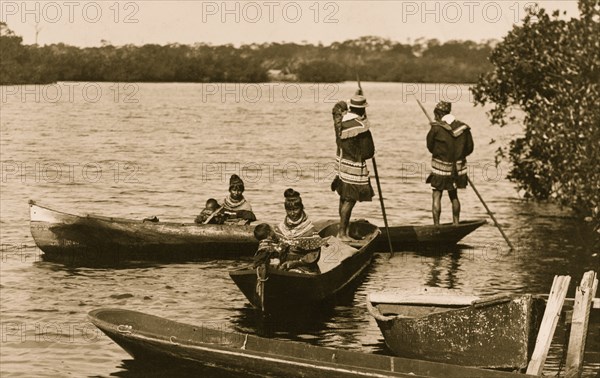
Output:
[368, 291, 545, 369]
[372, 220, 487, 251]
[29, 201, 258, 265]
[230, 221, 380, 313]
[29, 200, 486, 265]
[89, 308, 534, 378]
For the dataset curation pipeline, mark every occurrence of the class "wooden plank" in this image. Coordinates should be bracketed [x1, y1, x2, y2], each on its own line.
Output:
[369, 288, 479, 306]
[526, 275, 571, 376]
[471, 293, 513, 308]
[565, 271, 598, 378]
[535, 295, 600, 310]
[369, 293, 480, 306]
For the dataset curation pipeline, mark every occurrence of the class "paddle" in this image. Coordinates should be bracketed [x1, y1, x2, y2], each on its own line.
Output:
[357, 76, 394, 256]
[203, 206, 225, 225]
[413, 96, 515, 251]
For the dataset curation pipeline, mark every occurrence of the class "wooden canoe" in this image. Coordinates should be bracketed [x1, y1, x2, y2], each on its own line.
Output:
[29, 200, 261, 264]
[29, 200, 484, 265]
[89, 308, 537, 377]
[229, 220, 380, 314]
[371, 220, 487, 251]
[367, 288, 546, 370]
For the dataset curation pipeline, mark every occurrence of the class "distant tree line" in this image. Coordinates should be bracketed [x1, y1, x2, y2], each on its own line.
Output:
[1, 23, 494, 85]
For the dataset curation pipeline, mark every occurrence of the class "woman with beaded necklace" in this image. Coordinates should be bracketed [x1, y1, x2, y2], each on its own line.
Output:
[220, 174, 257, 224]
[275, 188, 322, 273]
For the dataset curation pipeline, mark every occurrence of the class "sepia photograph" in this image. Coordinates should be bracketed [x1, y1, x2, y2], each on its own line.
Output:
[1, 1, 598, 376]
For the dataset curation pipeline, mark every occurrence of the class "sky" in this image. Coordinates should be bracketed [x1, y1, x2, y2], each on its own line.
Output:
[1, 1, 581, 47]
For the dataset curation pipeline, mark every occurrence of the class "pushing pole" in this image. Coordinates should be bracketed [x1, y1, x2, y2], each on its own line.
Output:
[414, 96, 515, 251]
[357, 76, 394, 255]
[371, 157, 394, 255]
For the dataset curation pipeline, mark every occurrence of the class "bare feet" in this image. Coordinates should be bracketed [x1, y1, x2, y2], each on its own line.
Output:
[337, 233, 364, 248]
[337, 234, 355, 243]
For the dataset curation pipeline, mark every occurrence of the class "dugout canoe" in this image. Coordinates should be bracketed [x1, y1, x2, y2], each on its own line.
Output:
[229, 220, 380, 314]
[89, 308, 536, 378]
[29, 200, 484, 265]
[367, 288, 546, 370]
[371, 219, 487, 252]
[28, 200, 264, 265]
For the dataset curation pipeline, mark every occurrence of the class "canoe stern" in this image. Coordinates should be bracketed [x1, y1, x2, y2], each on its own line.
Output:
[369, 293, 545, 369]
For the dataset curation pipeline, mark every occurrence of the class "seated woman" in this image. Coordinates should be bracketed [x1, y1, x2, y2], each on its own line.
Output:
[274, 188, 323, 274]
[221, 174, 257, 224]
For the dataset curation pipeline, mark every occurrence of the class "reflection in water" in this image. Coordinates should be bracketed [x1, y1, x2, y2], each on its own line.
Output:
[110, 359, 244, 378]
[231, 266, 375, 349]
[422, 247, 463, 289]
[1, 83, 598, 377]
[234, 303, 336, 339]
[506, 200, 600, 296]
[447, 250, 461, 289]
[424, 253, 443, 288]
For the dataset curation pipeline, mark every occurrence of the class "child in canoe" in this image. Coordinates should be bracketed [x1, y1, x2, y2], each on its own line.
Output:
[194, 198, 226, 225]
[252, 223, 284, 268]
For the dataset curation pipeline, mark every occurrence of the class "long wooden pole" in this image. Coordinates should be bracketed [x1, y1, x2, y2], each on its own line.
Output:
[371, 157, 394, 255]
[565, 271, 598, 377]
[466, 177, 515, 250]
[414, 96, 515, 251]
[527, 275, 571, 375]
[357, 77, 394, 255]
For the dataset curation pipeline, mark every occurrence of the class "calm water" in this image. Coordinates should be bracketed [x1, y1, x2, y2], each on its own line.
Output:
[1, 82, 598, 377]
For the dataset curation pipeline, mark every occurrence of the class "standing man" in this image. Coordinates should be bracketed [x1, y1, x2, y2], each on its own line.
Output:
[331, 90, 375, 241]
[426, 101, 474, 225]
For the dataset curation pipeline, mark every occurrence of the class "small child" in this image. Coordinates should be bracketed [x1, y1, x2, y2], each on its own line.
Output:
[252, 223, 283, 268]
[194, 198, 224, 224]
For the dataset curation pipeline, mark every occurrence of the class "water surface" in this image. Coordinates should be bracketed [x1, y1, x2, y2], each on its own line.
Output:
[1, 82, 598, 376]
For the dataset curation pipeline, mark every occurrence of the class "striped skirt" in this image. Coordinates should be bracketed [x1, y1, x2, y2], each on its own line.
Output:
[426, 158, 469, 191]
[332, 157, 374, 202]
